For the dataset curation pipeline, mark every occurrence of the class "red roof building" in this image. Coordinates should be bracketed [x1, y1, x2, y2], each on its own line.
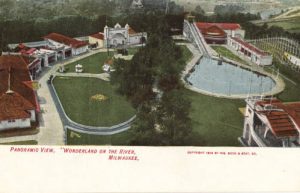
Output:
[44, 33, 88, 56]
[44, 33, 87, 48]
[228, 37, 273, 66]
[196, 23, 241, 31]
[240, 97, 300, 147]
[90, 33, 104, 40]
[195, 22, 245, 44]
[0, 55, 39, 131]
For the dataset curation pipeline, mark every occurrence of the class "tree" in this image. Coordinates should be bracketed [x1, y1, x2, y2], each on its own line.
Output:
[0, 0, 15, 20]
[111, 48, 156, 108]
[129, 101, 163, 145]
[195, 5, 205, 15]
[156, 90, 193, 145]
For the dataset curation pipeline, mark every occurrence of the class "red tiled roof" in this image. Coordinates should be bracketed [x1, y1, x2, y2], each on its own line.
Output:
[128, 27, 137, 35]
[231, 37, 268, 56]
[201, 25, 227, 37]
[196, 22, 241, 31]
[44, 33, 87, 48]
[90, 33, 104, 40]
[19, 48, 37, 55]
[256, 99, 300, 138]
[0, 92, 33, 121]
[0, 55, 38, 121]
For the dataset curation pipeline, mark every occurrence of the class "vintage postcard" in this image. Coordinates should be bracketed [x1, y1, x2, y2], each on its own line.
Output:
[0, 0, 300, 192]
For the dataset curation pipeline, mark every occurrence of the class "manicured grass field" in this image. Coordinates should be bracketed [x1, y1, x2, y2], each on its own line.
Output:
[211, 46, 249, 65]
[66, 89, 245, 146]
[184, 89, 244, 146]
[64, 52, 111, 74]
[53, 77, 136, 127]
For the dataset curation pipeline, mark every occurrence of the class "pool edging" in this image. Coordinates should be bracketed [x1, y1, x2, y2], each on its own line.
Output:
[181, 44, 285, 99]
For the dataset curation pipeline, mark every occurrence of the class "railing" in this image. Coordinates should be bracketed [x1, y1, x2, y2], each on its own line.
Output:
[253, 125, 282, 147]
[183, 20, 209, 57]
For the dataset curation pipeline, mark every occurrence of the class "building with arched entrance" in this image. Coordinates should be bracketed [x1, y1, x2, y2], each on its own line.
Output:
[103, 23, 147, 48]
[89, 23, 147, 49]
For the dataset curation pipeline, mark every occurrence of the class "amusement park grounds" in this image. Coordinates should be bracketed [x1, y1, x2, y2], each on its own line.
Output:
[53, 77, 136, 127]
[64, 45, 244, 146]
[65, 43, 300, 146]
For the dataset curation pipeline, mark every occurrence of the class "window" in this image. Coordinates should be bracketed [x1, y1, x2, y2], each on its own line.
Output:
[8, 120, 16, 123]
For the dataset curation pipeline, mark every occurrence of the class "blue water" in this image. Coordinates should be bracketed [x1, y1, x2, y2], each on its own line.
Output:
[187, 57, 276, 96]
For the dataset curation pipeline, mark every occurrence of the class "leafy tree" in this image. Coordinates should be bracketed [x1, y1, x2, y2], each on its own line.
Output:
[111, 47, 156, 108]
[129, 101, 163, 145]
[156, 90, 193, 145]
[195, 5, 205, 15]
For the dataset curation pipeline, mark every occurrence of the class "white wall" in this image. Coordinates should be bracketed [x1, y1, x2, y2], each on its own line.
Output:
[72, 46, 88, 56]
[259, 55, 273, 66]
[29, 110, 36, 122]
[0, 118, 31, 131]
[129, 33, 147, 45]
[89, 37, 104, 48]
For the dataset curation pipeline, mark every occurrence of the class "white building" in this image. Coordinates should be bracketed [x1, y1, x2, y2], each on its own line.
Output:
[239, 96, 300, 147]
[88, 33, 105, 49]
[131, 0, 144, 9]
[44, 33, 88, 58]
[103, 23, 147, 48]
[0, 55, 39, 131]
[228, 37, 273, 66]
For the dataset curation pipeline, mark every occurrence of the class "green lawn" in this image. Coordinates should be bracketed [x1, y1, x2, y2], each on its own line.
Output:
[53, 77, 136, 127]
[64, 52, 111, 74]
[0, 140, 38, 145]
[179, 45, 193, 63]
[184, 89, 244, 146]
[273, 60, 300, 102]
[211, 46, 249, 65]
[66, 88, 245, 146]
[127, 47, 140, 55]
